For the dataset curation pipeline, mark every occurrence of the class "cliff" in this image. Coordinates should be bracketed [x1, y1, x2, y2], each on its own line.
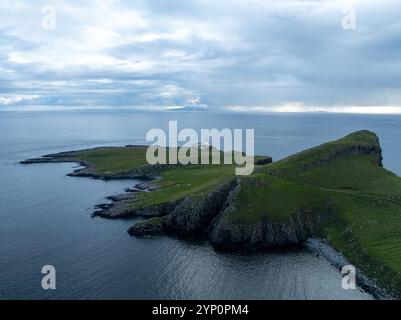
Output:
[22, 130, 401, 297]
[129, 180, 238, 236]
[130, 130, 385, 249]
[129, 177, 329, 249]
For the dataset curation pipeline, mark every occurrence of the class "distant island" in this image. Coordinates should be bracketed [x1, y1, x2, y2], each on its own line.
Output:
[22, 130, 401, 299]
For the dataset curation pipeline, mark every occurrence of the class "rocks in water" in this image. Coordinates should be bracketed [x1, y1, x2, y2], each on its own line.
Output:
[123, 182, 160, 194]
[132, 182, 149, 190]
[93, 199, 135, 219]
[128, 217, 165, 236]
[95, 203, 113, 210]
[94, 182, 168, 219]
[106, 193, 136, 202]
[305, 238, 393, 300]
[134, 182, 160, 191]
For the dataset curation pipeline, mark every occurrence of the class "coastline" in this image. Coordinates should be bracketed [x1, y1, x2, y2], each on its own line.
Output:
[21, 149, 161, 219]
[21, 146, 393, 300]
[304, 238, 393, 300]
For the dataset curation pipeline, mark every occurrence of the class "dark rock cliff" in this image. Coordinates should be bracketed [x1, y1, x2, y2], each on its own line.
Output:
[22, 130, 383, 250]
[128, 180, 238, 236]
[129, 177, 330, 249]
[210, 207, 329, 250]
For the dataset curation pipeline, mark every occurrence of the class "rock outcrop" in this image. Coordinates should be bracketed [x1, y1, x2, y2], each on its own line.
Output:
[210, 207, 329, 250]
[128, 180, 238, 236]
[21, 130, 395, 298]
[128, 177, 330, 250]
[21, 130, 383, 250]
[93, 181, 178, 219]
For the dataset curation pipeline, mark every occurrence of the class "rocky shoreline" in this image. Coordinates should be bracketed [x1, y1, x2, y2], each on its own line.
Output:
[305, 238, 393, 300]
[20, 149, 163, 219]
[21, 151, 325, 246]
[20, 136, 394, 300]
[93, 181, 164, 219]
[20, 147, 166, 180]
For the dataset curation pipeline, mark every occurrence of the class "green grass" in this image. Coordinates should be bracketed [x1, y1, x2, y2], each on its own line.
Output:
[291, 155, 401, 200]
[130, 163, 237, 209]
[323, 193, 401, 295]
[73, 147, 149, 173]
[265, 130, 381, 177]
[225, 162, 401, 295]
[70, 146, 246, 209]
[66, 130, 401, 296]
[223, 130, 401, 296]
[226, 174, 332, 223]
[74, 146, 257, 174]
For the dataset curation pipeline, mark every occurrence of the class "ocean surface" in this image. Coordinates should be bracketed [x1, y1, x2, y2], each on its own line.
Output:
[2, 110, 401, 300]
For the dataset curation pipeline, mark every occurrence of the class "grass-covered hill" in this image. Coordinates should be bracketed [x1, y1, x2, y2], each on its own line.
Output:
[211, 131, 401, 296]
[22, 130, 401, 297]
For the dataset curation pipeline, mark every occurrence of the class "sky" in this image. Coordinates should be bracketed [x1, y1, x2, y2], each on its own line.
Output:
[0, 0, 400, 113]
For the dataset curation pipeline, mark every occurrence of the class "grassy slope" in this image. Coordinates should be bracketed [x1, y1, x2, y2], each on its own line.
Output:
[67, 131, 401, 296]
[291, 155, 401, 199]
[225, 131, 401, 296]
[72, 146, 149, 173]
[226, 174, 333, 223]
[130, 163, 237, 209]
[71, 147, 249, 209]
[266, 130, 381, 177]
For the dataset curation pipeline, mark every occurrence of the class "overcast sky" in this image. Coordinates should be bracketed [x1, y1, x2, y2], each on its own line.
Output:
[0, 0, 400, 113]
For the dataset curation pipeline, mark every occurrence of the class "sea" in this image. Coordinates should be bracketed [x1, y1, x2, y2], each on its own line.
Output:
[2, 110, 401, 299]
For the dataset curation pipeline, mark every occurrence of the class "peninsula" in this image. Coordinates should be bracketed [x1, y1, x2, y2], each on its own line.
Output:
[22, 130, 401, 298]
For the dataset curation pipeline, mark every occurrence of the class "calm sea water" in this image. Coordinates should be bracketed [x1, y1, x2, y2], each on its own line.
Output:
[2, 110, 401, 300]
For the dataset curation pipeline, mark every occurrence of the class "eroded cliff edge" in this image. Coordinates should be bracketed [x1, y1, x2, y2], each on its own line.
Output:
[128, 178, 329, 250]
[129, 130, 384, 250]
[21, 130, 401, 298]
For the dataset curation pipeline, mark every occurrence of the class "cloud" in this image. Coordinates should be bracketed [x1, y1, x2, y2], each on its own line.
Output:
[225, 103, 401, 114]
[168, 96, 208, 111]
[0, 0, 400, 113]
[0, 94, 40, 105]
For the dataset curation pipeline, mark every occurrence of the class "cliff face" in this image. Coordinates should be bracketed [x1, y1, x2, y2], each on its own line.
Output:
[22, 130, 399, 297]
[129, 177, 330, 249]
[163, 180, 238, 235]
[210, 207, 329, 250]
[128, 180, 237, 236]
[21, 130, 388, 252]
[129, 130, 383, 249]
